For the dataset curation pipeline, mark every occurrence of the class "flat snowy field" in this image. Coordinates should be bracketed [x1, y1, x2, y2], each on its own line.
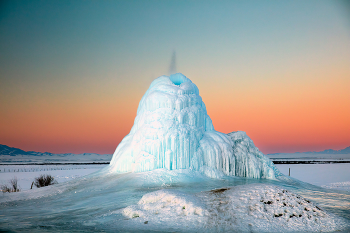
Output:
[1, 163, 349, 192]
[0, 164, 107, 191]
[1, 164, 350, 232]
[275, 163, 350, 191]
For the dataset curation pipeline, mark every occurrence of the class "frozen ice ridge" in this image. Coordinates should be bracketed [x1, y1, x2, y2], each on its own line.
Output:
[108, 73, 280, 179]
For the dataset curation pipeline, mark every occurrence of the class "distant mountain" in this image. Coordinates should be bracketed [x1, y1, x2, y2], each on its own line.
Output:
[268, 146, 350, 156]
[317, 146, 350, 154]
[0, 144, 52, 156]
[0, 144, 105, 156]
[266, 146, 350, 162]
[0, 144, 113, 164]
[3, 144, 349, 157]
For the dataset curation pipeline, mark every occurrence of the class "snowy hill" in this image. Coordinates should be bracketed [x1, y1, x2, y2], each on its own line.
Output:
[0, 144, 112, 164]
[0, 144, 50, 156]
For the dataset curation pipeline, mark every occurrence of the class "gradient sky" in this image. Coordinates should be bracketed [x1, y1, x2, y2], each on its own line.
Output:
[0, 0, 349, 155]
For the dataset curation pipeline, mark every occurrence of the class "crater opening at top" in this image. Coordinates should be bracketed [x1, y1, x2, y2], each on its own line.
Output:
[169, 73, 187, 86]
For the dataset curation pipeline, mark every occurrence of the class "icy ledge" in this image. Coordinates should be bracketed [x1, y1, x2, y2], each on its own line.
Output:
[107, 73, 280, 179]
[120, 184, 348, 232]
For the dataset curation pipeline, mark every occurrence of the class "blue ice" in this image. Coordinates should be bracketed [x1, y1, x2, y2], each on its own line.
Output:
[107, 73, 280, 179]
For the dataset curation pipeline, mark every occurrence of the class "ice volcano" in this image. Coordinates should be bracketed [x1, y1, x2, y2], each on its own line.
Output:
[107, 73, 280, 179]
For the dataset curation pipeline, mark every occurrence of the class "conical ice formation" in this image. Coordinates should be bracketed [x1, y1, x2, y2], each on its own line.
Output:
[108, 74, 280, 179]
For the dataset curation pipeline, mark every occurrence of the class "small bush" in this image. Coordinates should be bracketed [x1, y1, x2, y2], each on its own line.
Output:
[1, 184, 11, 193]
[34, 174, 58, 188]
[1, 177, 20, 193]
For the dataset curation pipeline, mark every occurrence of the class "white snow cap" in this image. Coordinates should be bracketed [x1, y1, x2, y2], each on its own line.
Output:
[108, 73, 280, 179]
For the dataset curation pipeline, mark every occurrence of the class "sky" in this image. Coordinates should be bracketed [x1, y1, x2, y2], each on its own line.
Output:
[0, 0, 349, 155]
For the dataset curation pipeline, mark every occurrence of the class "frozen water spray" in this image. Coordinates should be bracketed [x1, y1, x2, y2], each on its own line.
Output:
[168, 51, 176, 75]
[106, 73, 280, 179]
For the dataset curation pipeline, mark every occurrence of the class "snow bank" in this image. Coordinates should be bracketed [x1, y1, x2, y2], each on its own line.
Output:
[123, 189, 207, 219]
[122, 184, 349, 232]
[107, 74, 279, 179]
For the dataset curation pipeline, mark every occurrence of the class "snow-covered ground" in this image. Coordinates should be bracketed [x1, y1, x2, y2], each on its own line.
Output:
[121, 184, 346, 232]
[1, 168, 349, 232]
[0, 164, 107, 191]
[275, 163, 350, 191]
[0, 154, 111, 164]
[1, 163, 348, 192]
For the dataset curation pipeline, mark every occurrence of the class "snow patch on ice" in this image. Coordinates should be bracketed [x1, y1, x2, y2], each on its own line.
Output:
[123, 189, 207, 219]
[122, 184, 349, 232]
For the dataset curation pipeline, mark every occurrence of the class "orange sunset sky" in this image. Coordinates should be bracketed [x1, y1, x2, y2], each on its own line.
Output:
[0, 0, 349, 155]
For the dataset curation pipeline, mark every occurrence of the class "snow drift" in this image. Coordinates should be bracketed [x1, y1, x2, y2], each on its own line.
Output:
[107, 73, 280, 179]
[121, 183, 348, 232]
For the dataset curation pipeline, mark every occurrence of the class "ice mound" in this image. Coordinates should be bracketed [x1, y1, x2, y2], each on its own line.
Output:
[201, 184, 346, 232]
[123, 189, 208, 219]
[122, 184, 348, 232]
[107, 73, 279, 179]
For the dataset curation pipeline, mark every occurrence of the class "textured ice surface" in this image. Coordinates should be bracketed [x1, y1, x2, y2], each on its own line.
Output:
[107, 74, 280, 179]
[1, 168, 349, 232]
[121, 183, 348, 232]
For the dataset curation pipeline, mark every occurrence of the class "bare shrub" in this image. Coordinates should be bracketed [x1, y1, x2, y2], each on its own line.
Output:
[1, 177, 20, 193]
[10, 177, 19, 192]
[1, 184, 11, 193]
[34, 174, 57, 188]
